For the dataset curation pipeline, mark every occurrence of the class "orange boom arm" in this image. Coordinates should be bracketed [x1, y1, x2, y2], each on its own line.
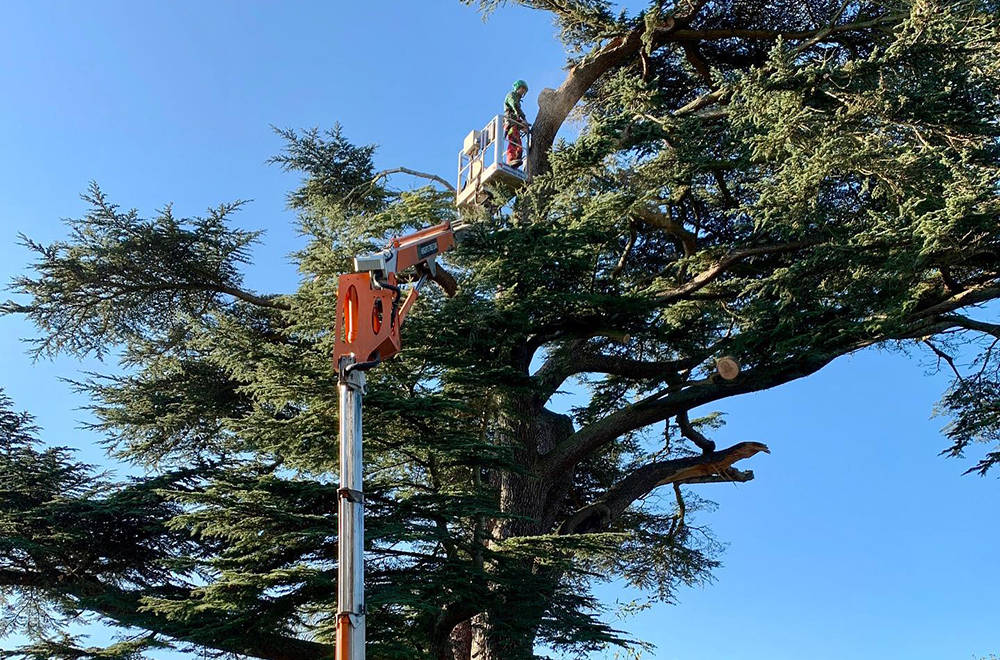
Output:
[334, 221, 461, 365]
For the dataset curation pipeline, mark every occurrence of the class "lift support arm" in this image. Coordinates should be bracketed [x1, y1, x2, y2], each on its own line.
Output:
[332, 220, 463, 660]
[334, 220, 462, 366]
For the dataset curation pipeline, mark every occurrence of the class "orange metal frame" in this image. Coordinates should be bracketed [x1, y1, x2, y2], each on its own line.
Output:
[333, 222, 457, 364]
[389, 221, 457, 272]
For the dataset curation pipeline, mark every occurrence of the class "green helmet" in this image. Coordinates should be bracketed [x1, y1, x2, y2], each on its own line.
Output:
[512, 79, 528, 91]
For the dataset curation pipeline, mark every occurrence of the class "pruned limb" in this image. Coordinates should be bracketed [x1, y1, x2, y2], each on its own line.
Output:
[558, 441, 769, 535]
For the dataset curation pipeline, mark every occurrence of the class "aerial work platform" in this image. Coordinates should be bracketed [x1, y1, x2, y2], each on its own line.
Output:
[456, 114, 530, 209]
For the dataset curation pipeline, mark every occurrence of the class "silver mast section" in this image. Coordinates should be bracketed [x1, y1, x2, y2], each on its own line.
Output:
[337, 356, 366, 660]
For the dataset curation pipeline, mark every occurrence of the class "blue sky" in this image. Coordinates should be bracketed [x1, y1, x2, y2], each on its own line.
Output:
[0, 2, 996, 659]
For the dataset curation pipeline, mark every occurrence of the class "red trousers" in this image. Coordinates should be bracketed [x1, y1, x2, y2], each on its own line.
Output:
[505, 124, 523, 165]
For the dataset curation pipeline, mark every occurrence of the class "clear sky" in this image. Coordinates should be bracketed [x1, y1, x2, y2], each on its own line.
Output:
[0, 2, 996, 659]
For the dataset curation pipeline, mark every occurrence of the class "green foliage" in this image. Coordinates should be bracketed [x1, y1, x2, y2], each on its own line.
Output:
[462, 1, 621, 50]
[0, 633, 166, 660]
[3, 1, 1000, 658]
[938, 346, 1000, 474]
[2, 183, 266, 361]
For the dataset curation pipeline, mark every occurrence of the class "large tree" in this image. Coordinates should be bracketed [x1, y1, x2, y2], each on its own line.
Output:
[3, 0, 1000, 658]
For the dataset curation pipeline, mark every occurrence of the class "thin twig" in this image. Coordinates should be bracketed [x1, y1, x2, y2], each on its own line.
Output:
[923, 339, 964, 381]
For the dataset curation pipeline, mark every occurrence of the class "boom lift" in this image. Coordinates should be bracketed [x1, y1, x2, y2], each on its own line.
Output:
[332, 220, 462, 660]
[333, 107, 529, 660]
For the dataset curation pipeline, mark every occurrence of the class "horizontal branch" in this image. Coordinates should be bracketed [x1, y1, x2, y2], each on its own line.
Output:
[541, 344, 861, 476]
[371, 166, 456, 193]
[522, 241, 823, 366]
[544, 313, 970, 476]
[938, 313, 1000, 339]
[558, 441, 769, 535]
[211, 283, 290, 310]
[532, 342, 699, 406]
[650, 239, 823, 304]
[667, 14, 902, 44]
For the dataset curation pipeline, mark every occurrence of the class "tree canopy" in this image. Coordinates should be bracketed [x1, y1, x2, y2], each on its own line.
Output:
[3, 1, 1000, 658]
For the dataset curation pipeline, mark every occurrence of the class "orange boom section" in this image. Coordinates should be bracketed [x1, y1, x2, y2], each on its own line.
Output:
[334, 221, 460, 364]
[389, 221, 457, 272]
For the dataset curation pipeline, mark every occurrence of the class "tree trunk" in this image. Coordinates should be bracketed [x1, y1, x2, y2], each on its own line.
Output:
[457, 401, 575, 660]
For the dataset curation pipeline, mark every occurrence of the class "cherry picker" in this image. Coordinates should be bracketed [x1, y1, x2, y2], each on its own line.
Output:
[332, 103, 531, 660]
[332, 220, 462, 660]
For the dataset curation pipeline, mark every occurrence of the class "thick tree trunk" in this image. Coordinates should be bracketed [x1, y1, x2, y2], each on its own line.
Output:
[452, 402, 575, 660]
[528, 28, 645, 176]
[444, 620, 473, 660]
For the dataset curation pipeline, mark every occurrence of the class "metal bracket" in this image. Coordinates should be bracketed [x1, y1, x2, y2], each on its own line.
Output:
[337, 609, 366, 620]
[339, 356, 375, 388]
[338, 487, 365, 503]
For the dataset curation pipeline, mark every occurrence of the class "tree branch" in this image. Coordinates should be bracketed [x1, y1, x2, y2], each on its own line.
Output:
[531, 27, 646, 175]
[672, 0, 712, 24]
[668, 14, 902, 44]
[632, 206, 697, 256]
[673, 88, 729, 117]
[528, 8, 904, 174]
[558, 441, 769, 535]
[923, 339, 964, 381]
[543, 309, 969, 476]
[611, 224, 638, 278]
[371, 167, 455, 193]
[532, 343, 698, 406]
[676, 410, 715, 453]
[197, 283, 290, 310]
[650, 239, 823, 304]
[938, 313, 1000, 339]
[0, 570, 333, 660]
[915, 282, 1000, 319]
[541, 345, 861, 476]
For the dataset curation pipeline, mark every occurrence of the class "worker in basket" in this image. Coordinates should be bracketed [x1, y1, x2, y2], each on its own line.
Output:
[504, 79, 530, 169]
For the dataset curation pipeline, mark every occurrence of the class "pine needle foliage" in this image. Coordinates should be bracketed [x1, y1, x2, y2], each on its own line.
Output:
[3, 1, 1000, 658]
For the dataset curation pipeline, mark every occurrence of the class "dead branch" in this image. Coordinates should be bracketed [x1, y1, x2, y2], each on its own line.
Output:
[371, 167, 456, 193]
[558, 441, 769, 535]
